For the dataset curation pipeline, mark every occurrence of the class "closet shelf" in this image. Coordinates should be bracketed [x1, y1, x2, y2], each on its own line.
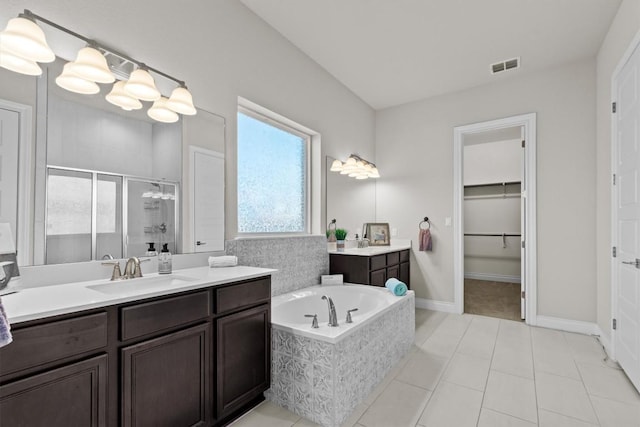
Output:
[464, 181, 521, 189]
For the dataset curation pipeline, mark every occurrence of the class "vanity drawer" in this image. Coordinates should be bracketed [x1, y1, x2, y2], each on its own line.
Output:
[399, 250, 410, 263]
[120, 291, 210, 341]
[386, 252, 400, 266]
[215, 277, 271, 314]
[0, 312, 108, 377]
[370, 254, 387, 271]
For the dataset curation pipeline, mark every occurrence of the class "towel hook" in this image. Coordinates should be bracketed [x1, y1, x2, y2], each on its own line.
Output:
[419, 217, 431, 230]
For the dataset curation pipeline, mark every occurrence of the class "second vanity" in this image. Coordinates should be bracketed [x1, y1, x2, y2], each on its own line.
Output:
[328, 243, 411, 288]
[0, 265, 275, 427]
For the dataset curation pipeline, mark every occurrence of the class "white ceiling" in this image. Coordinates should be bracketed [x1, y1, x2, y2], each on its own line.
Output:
[240, 0, 622, 110]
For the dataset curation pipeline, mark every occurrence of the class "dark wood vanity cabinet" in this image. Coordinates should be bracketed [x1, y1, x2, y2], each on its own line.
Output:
[214, 278, 271, 423]
[0, 275, 271, 427]
[330, 249, 410, 288]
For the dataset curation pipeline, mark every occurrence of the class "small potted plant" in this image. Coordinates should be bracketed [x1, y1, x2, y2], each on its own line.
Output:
[335, 228, 347, 252]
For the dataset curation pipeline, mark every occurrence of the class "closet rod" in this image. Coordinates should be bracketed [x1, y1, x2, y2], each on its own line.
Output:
[464, 233, 521, 237]
[464, 181, 521, 189]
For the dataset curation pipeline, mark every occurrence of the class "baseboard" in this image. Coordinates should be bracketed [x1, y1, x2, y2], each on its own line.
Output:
[415, 297, 458, 313]
[464, 272, 521, 284]
[593, 325, 614, 360]
[535, 315, 599, 336]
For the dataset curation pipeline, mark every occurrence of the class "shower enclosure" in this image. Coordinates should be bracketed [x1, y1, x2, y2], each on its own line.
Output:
[44, 166, 179, 264]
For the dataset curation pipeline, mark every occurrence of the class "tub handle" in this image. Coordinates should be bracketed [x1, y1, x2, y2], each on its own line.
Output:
[346, 308, 359, 323]
[304, 314, 319, 329]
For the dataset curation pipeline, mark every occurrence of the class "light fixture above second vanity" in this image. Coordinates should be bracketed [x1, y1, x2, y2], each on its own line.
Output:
[330, 154, 380, 179]
[0, 9, 197, 123]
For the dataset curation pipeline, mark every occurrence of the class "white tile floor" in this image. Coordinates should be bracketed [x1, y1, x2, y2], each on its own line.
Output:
[231, 309, 640, 427]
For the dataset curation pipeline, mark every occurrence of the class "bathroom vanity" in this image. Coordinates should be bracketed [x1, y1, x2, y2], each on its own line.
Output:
[329, 244, 411, 287]
[0, 267, 273, 427]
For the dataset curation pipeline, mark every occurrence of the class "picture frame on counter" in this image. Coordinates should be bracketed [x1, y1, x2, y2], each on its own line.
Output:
[365, 223, 390, 246]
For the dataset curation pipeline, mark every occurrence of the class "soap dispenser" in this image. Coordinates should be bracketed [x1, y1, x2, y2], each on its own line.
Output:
[158, 243, 172, 274]
[145, 242, 157, 256]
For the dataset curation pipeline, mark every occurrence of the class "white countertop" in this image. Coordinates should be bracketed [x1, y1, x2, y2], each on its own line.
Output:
[327, 242, 411, 256]
[2, 266, 276, 325]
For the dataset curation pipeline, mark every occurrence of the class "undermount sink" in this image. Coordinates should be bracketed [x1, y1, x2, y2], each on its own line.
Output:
[87, 275, 198, 296]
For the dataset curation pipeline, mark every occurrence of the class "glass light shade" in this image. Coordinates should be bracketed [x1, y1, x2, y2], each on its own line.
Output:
[0, 47, 42, 75]
[0, 17, 55, 63]
[124, 68, 160, 101]
[340, 156, 357, 174]
[106, 81, 143, 110]
[369, 167, 380, 178]
[68, 47, 115, 83]
[166, 86, 196, 115]
[355, 175, 369, 180]
[330, 159, 343, 172]
[147, 97, 179, 123]
[56, 63, 100, 94]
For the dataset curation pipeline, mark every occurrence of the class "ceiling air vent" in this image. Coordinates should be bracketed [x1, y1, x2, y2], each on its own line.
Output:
[490, 57, 520, 74]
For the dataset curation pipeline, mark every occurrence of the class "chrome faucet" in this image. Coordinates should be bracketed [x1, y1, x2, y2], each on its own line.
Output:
[321, 295, 339, 327]
[123, 257, 147, 279]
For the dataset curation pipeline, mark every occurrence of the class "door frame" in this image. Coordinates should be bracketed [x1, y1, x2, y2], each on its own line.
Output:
[453, 113, 538, 324]
[610, 28, 640, 362]
[0, 99, 32, 266]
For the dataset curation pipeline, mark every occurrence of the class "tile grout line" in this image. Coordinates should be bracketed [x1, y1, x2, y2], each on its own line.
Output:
[476, 318, 501, 427]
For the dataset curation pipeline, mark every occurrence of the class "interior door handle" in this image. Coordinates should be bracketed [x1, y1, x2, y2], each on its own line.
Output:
[196, 241, 207, 246]
[622, 259, 640, 268]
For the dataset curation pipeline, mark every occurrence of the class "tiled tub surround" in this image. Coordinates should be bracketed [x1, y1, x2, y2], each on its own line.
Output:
[266, 285, 415, 427]
[226, 236, 329, 296]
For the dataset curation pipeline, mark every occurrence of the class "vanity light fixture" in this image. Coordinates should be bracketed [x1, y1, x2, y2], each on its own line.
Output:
[0, 48, 42, 75]
[166, 86, 197, 115]
[124, 67, 161, 102]
[55, 62, 100, 94]
[106, 81, 143, 110]
[0, 15, 55, 63]
[147, 97, 179, 123]
[0, 9, 197, 122]
[67, 46, 115, 83]
[330, 154, 380, 180]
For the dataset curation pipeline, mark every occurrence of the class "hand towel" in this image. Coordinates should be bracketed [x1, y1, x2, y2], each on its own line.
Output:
[385, 278, 408, 296]
[208, 255, 238, 268]
[0, 297, 12, 348]
[419, 228, 433, 252]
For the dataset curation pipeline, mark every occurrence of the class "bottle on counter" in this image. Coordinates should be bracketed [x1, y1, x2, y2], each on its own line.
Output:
[145, 242, 158, 256]
[158, 243, 172, 274]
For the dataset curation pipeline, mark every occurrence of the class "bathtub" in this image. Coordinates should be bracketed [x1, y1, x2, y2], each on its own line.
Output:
[267, 284, 415, 427]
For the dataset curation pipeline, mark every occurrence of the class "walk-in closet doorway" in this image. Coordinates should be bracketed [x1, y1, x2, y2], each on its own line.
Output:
[453, 113, 537, 324]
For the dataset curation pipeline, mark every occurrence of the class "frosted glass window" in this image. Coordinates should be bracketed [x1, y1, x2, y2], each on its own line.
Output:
[237, 110, 309, 233]
[46, 171, 92, 235]
[96, 180, 116, 233]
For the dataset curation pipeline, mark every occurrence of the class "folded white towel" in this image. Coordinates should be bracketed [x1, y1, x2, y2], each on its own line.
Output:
[0, 297, 12, 348]
[208, 255, 238, 268]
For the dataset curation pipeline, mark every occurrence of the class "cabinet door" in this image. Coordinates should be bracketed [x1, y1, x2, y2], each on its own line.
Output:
[400, 262, 410, 286]
[216, 303, 270, 420]
[122, 323, 210, 427]
[0, 354, 107, 427]
[387, 265, 400, 281]
[370, 268, 387, 286]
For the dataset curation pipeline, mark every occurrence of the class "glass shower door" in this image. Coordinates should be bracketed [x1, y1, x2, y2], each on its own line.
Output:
[126, 179, 177, 258]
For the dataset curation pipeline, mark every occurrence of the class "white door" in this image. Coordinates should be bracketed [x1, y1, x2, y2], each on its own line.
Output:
[520, 126, 526, 319]
[191, 148, 224, 252]
[614, 41, 640, 392]
[0, 108, 19, 249]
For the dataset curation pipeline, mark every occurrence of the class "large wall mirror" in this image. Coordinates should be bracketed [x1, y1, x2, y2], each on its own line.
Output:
[325, 156, 376, 239]
[0, 59, 225, 266]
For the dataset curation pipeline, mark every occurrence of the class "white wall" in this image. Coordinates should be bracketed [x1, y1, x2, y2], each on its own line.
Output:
[0, 0, 376, 240]
[464, 139, 521, 186]
[376, 59, 597, 322]
[595, 0, 640, 341]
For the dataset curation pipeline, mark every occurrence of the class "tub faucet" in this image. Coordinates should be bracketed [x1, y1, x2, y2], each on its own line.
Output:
[321, 295, 339, 327]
